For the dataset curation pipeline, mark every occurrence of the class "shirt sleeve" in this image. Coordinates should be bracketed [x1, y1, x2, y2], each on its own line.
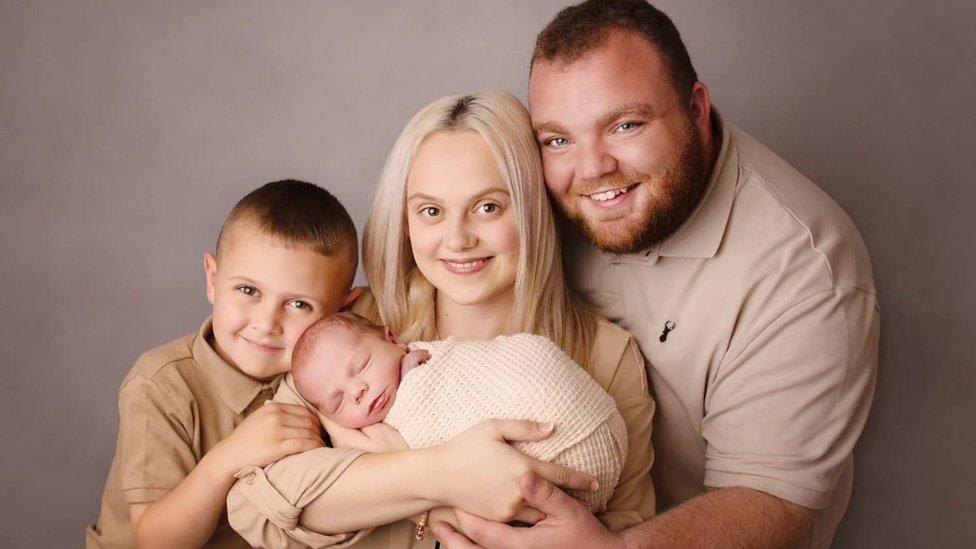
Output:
[702, 288, 880, 509]
[117, 374, 197, 504]
[597, 337, 657, 531]
[226, 447, 368, 549]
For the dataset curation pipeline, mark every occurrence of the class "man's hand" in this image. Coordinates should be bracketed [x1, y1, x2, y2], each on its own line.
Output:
[209, 401, 322, 477]
[322, 416, 409, 453]
[433, 471, 622, 549]
[432, 419, 598, 524]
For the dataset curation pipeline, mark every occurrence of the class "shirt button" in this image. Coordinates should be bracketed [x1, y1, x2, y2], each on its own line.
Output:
[245, 473, 257, 484]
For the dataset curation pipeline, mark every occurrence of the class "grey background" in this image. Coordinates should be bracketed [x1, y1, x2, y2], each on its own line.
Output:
[1, 1, 973, 547]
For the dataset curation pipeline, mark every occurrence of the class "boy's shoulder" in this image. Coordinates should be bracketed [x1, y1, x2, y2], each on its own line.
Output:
[123, 330, 197, 382]
[118, 328, 204, 407]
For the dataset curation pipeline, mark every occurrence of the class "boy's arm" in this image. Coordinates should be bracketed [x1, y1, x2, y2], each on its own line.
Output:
[127, 399, 322, 549]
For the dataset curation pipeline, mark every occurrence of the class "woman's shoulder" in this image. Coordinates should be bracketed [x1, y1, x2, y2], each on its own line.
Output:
[588, 319, 648, 395]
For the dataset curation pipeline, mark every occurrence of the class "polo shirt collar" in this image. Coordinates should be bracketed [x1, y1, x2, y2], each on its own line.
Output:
[192, 317, 281, 414]
[654, 109, 738, 260]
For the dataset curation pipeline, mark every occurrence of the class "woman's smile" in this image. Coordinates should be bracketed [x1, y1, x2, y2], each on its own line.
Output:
[440, 256, 494, 275]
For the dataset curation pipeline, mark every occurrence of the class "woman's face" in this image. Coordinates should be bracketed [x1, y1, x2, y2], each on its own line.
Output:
[405, 130, 519, 310]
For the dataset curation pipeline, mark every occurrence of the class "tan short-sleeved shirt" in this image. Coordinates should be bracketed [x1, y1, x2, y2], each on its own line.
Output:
[567, 113, 880, 548]
[226, 296, 656, 548]
[86, 318, 284, 548]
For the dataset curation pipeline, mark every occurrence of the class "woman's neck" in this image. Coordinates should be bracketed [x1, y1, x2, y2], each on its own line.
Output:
[435, 289, 514, 340]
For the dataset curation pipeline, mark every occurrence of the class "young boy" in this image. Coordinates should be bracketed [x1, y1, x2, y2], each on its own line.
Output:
[86, 179, 361, 548]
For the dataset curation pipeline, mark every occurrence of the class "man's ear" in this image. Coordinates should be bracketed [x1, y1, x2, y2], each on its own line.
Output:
[203, 252, 218, 305]
[689, 81, 712, 140]
[340, 286, 365, 311]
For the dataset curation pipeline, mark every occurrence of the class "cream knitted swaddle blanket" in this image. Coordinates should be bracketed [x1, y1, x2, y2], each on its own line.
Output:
[385, 333, 627, 513]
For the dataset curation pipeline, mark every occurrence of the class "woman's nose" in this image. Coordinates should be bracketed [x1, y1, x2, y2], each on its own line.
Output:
[444, 215, 477, 252]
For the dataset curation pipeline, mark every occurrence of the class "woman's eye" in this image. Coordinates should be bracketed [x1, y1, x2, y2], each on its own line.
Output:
[419, 206, 440, 218]
[477, 202, 501, 215]
[237, 285, 257, 296]
[290, 300, 311, 311]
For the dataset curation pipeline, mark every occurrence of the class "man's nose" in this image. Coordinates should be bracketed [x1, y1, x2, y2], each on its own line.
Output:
[576, 139, 618, 182]
[444, 214, 477, 252]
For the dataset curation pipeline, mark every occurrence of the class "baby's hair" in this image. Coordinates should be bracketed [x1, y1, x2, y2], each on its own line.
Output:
[292, 312, 387, 407]
[216, 179, 358, 262]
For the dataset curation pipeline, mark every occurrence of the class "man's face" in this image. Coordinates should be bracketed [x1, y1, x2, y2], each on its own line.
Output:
[204, 221, 355, 380]
[529, 30, 711, 254]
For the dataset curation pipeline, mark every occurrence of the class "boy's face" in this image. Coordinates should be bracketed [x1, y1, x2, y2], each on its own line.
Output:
[302, 328, 406, 429]
[204, 221, 356, 380]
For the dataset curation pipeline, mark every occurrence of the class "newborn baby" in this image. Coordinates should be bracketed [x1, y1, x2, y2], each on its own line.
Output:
[287, 312, 628, 513]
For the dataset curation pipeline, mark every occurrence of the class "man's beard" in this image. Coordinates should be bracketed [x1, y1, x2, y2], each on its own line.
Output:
[562, 119, 710, 255]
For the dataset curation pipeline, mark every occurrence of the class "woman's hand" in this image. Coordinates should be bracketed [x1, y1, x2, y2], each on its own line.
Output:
[322, 415, 408, 453]
[429, 419, 598, 523]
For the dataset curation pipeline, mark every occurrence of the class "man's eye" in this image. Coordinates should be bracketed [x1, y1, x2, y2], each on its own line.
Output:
[616, 121, 643, 132]
[237, 285, 257, 296]
[544, 137, 568, 148]
[290, 300, 311, 311]
[420, 206, 440, 218]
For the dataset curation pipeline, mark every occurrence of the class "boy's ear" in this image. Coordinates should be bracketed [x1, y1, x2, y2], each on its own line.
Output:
[203, 252, 218, 304]
[340, 286, 365, 311]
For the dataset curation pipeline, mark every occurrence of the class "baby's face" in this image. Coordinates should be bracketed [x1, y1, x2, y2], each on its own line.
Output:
[301, 327, 406, 428]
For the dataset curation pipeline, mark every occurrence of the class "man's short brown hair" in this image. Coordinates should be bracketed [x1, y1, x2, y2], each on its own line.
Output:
[533, 0, 699, 104]
[217, 179, 358, 263]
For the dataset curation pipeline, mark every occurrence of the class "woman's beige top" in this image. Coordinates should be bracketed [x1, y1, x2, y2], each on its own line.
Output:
[226, 296, 656, 548]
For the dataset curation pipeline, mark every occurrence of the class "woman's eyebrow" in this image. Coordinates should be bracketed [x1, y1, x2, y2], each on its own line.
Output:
[407, 191, 439, 202]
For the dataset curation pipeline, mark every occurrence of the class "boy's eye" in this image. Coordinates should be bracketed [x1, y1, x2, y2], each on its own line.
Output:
[237, 285, 257, 296]
[419, 206, 440, 218]
[290, 300, 312, 311]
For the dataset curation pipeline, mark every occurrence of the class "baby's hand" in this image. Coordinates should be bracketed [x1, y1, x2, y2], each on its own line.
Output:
[322, 415, 408, 453]
[401, 349, 431, 378]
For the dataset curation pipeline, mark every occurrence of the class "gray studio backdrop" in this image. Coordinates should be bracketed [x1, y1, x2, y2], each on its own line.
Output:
[1, 1, 973, 547]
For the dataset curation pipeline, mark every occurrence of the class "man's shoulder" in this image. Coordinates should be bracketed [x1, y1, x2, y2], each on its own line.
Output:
[729, 126, 876, 293]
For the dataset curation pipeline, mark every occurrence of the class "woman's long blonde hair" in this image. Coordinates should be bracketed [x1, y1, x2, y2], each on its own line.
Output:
[362, 91, 596, 367]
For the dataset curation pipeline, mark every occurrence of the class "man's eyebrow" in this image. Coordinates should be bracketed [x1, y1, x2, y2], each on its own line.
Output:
[595, 103, 658, 130]
[533, 121, 569, 136]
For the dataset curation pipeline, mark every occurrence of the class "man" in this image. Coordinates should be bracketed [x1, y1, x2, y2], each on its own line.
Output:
[435, 1, 879, 547]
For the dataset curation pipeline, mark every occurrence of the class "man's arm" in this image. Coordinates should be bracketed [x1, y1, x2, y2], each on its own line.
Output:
[437, 474, 812, 549]
[619, 488, 813, 549]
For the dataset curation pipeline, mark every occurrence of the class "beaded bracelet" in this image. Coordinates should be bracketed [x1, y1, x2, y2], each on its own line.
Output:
[416, 510, 430, 541]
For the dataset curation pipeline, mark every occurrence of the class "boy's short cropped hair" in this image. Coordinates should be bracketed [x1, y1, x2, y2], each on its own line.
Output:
[217, 179, 358, 262]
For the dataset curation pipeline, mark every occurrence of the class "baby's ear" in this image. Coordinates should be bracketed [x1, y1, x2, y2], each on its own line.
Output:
[384, 327, 405, 348]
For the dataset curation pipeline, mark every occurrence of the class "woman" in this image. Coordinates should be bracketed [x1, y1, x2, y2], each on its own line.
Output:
[227, 91, 655, 548]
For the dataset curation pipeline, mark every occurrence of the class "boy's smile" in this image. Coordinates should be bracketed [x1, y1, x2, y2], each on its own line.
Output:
[204, 220, 355, 381]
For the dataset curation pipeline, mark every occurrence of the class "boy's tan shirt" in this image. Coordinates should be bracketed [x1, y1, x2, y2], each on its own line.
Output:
[226, 294, 656, 548]
[87, 318, 287, 548]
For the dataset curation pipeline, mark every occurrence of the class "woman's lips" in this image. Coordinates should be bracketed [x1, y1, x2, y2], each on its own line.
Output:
[440, 256, 492, 275]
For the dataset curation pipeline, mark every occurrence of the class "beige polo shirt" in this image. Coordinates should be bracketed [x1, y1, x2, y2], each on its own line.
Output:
[567, 113, 879, 548]
[87, 318, 286, 548]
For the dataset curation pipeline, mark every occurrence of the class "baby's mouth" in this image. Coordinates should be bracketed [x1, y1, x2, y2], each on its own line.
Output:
[368, 390, 388, 415]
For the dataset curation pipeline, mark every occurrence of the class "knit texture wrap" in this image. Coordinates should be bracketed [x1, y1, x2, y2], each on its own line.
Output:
[385, 333, 628, 512]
